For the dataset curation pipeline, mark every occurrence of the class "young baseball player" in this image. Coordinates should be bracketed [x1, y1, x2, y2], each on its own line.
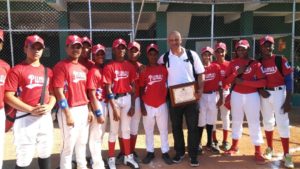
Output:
[0, 29, 10, 169]
[4, 35, 56, 169]
[53, 35, 92, 169]
[259, 35, 294, 168]
[86, 44, 107, 169]
[224, 40, 266, 164]
[139, 43, 173, 165]
[212, 42, 231, 151]
[79, 36, 94, 70]
[117, 41, 143, 163]
[103, 38, 139, 169]
[198, 47, 222, 154]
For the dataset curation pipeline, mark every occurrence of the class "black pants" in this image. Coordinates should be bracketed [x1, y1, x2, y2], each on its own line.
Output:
[169, 102, 199, 158]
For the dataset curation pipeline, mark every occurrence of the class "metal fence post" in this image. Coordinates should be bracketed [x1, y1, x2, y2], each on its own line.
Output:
[6, 0, 14, 66]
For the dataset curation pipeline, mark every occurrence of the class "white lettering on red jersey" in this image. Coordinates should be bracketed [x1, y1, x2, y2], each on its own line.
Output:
[225, 58, 265, 94]
[103, 60, 136, 94]
[86, 65, 106, 101]
[0, 59, 10, 108]
[140, 65, 168, 108]
[53, 59, 89, 107]
[203, 63, 221, 92]
[261, 55, 293, 88]
[213, 60, 230, 90]
[5, 62, 52, 107]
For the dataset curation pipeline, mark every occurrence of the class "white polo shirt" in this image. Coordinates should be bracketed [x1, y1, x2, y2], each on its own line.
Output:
[158, 47, 204, 87]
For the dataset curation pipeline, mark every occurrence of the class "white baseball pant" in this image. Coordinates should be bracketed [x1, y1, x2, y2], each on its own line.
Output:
[0, 108, 5, 169]
[231, 91, 264, 145]
[58, 105, 89, 169]
[213, 90, 230, 131]
[143, 103, 169, 153]
[260, 86, 290, 138]
[89, 100, 107, 169]
[198, 92, 218, 127]
[130, 97, 141, 135]
[13, 111, 53, 167]
[108, 94, 131, 142]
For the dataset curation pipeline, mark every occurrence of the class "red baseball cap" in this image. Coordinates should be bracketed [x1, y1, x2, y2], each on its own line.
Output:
[92, 44, 106, 55]
[0, 29, 3, 42]
[146, 43, 159, 53]
[235, 39, 250, 50]
[215, 42, 227, 51]
[260, 35, 274, 46]
[82, 36, 92, 46]
[24, 35, 45, 48]
[112, 38, 127, 48]
[128, 41, 141, 51]
[66, 35, 82, 46]
[201, 46, 214, 55]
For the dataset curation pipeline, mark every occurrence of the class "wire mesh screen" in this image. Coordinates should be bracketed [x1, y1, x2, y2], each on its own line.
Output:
[0, 0, 299, 92]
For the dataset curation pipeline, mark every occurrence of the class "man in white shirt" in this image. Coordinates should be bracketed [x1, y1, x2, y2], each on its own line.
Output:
[158, 31, 205, 167]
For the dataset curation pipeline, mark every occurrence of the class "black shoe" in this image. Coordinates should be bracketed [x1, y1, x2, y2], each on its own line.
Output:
[206, 144, 220, 154]
[142, 152, 155, 164]
[162, 153, 173, 165]
[190, 157, 199, 167]
[86, 157, 92, 168]
[133, 151, 142, 163]
[172, 153, 184, 163]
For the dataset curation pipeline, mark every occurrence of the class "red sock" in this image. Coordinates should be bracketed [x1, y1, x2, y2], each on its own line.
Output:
[118, 137, 124, 155]
[123, 138, 131, 155]
[130, 134, 137, 153]
[281, 137, 289, 155]
[212, 130, 217, 142]
[265, 130, 273, 149]
[223, 130, 228, 142]
[255, 145, 262, 154]
[231, 139, 239, 150]
[108, 141, 116, 157]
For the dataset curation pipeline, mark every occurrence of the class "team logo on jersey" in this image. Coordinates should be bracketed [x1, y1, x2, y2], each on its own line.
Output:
[72, 71, 86, 83]
[114, 70, 129, 81]
[148, 74, 163, 85]
[0, 75, 5, 86]
[26, 74, 45, 89]
[220, 70, 226, 77]
[263, 66, 277, 75]
[205, 73, 216, 81]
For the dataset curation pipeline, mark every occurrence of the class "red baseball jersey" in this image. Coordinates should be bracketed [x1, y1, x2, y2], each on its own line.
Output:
[5, 62, 52, 107]
[103, 60, 136, 94]
[0, 59, 10, 108]
[203, 63, 221, 92]
[79, 58, 95, 70]
[260, 55, 293, 88]
[225, 58, 265, 94]
[53, 59, 89, 107]
[213, 60, 230, 90]
[130, 61, 143, 97]
[86, 65, 106, 101]
[139, 65, 168, 108]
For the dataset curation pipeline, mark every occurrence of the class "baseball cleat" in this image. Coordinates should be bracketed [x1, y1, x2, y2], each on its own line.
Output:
[263, 147, 273, 160]
[115, 152, 124, 165]
[219, 141, 231, 151]
[224, 147, 239, 156]
[162, 153, 173, 165]
[255, 153, 266, 165]
[206, 144, 221, 154]
[283, 154, 294, 169]
[124, 154, 139, 169]
[142, 152, 155, 164]
[107, 157, 116, 169]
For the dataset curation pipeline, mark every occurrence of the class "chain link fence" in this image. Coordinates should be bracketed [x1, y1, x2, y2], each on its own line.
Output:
[0, 0, 299, 92]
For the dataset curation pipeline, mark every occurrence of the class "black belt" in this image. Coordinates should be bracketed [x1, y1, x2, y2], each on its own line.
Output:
[203, 91, 216, 94]
[114, 93, 128, 99]
[265, 87, 283, 91]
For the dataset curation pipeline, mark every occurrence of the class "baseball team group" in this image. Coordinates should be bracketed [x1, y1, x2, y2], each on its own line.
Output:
[0, 29, 295, 169]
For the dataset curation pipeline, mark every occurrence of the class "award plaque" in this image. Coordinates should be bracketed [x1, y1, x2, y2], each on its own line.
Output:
[169, 82, 197, 107]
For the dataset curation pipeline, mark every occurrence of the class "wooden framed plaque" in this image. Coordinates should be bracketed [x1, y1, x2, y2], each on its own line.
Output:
[169, 82, 197, 107]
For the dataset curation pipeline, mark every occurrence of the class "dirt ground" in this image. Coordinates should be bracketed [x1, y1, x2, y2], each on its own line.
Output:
[3, 107, 300, 169]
